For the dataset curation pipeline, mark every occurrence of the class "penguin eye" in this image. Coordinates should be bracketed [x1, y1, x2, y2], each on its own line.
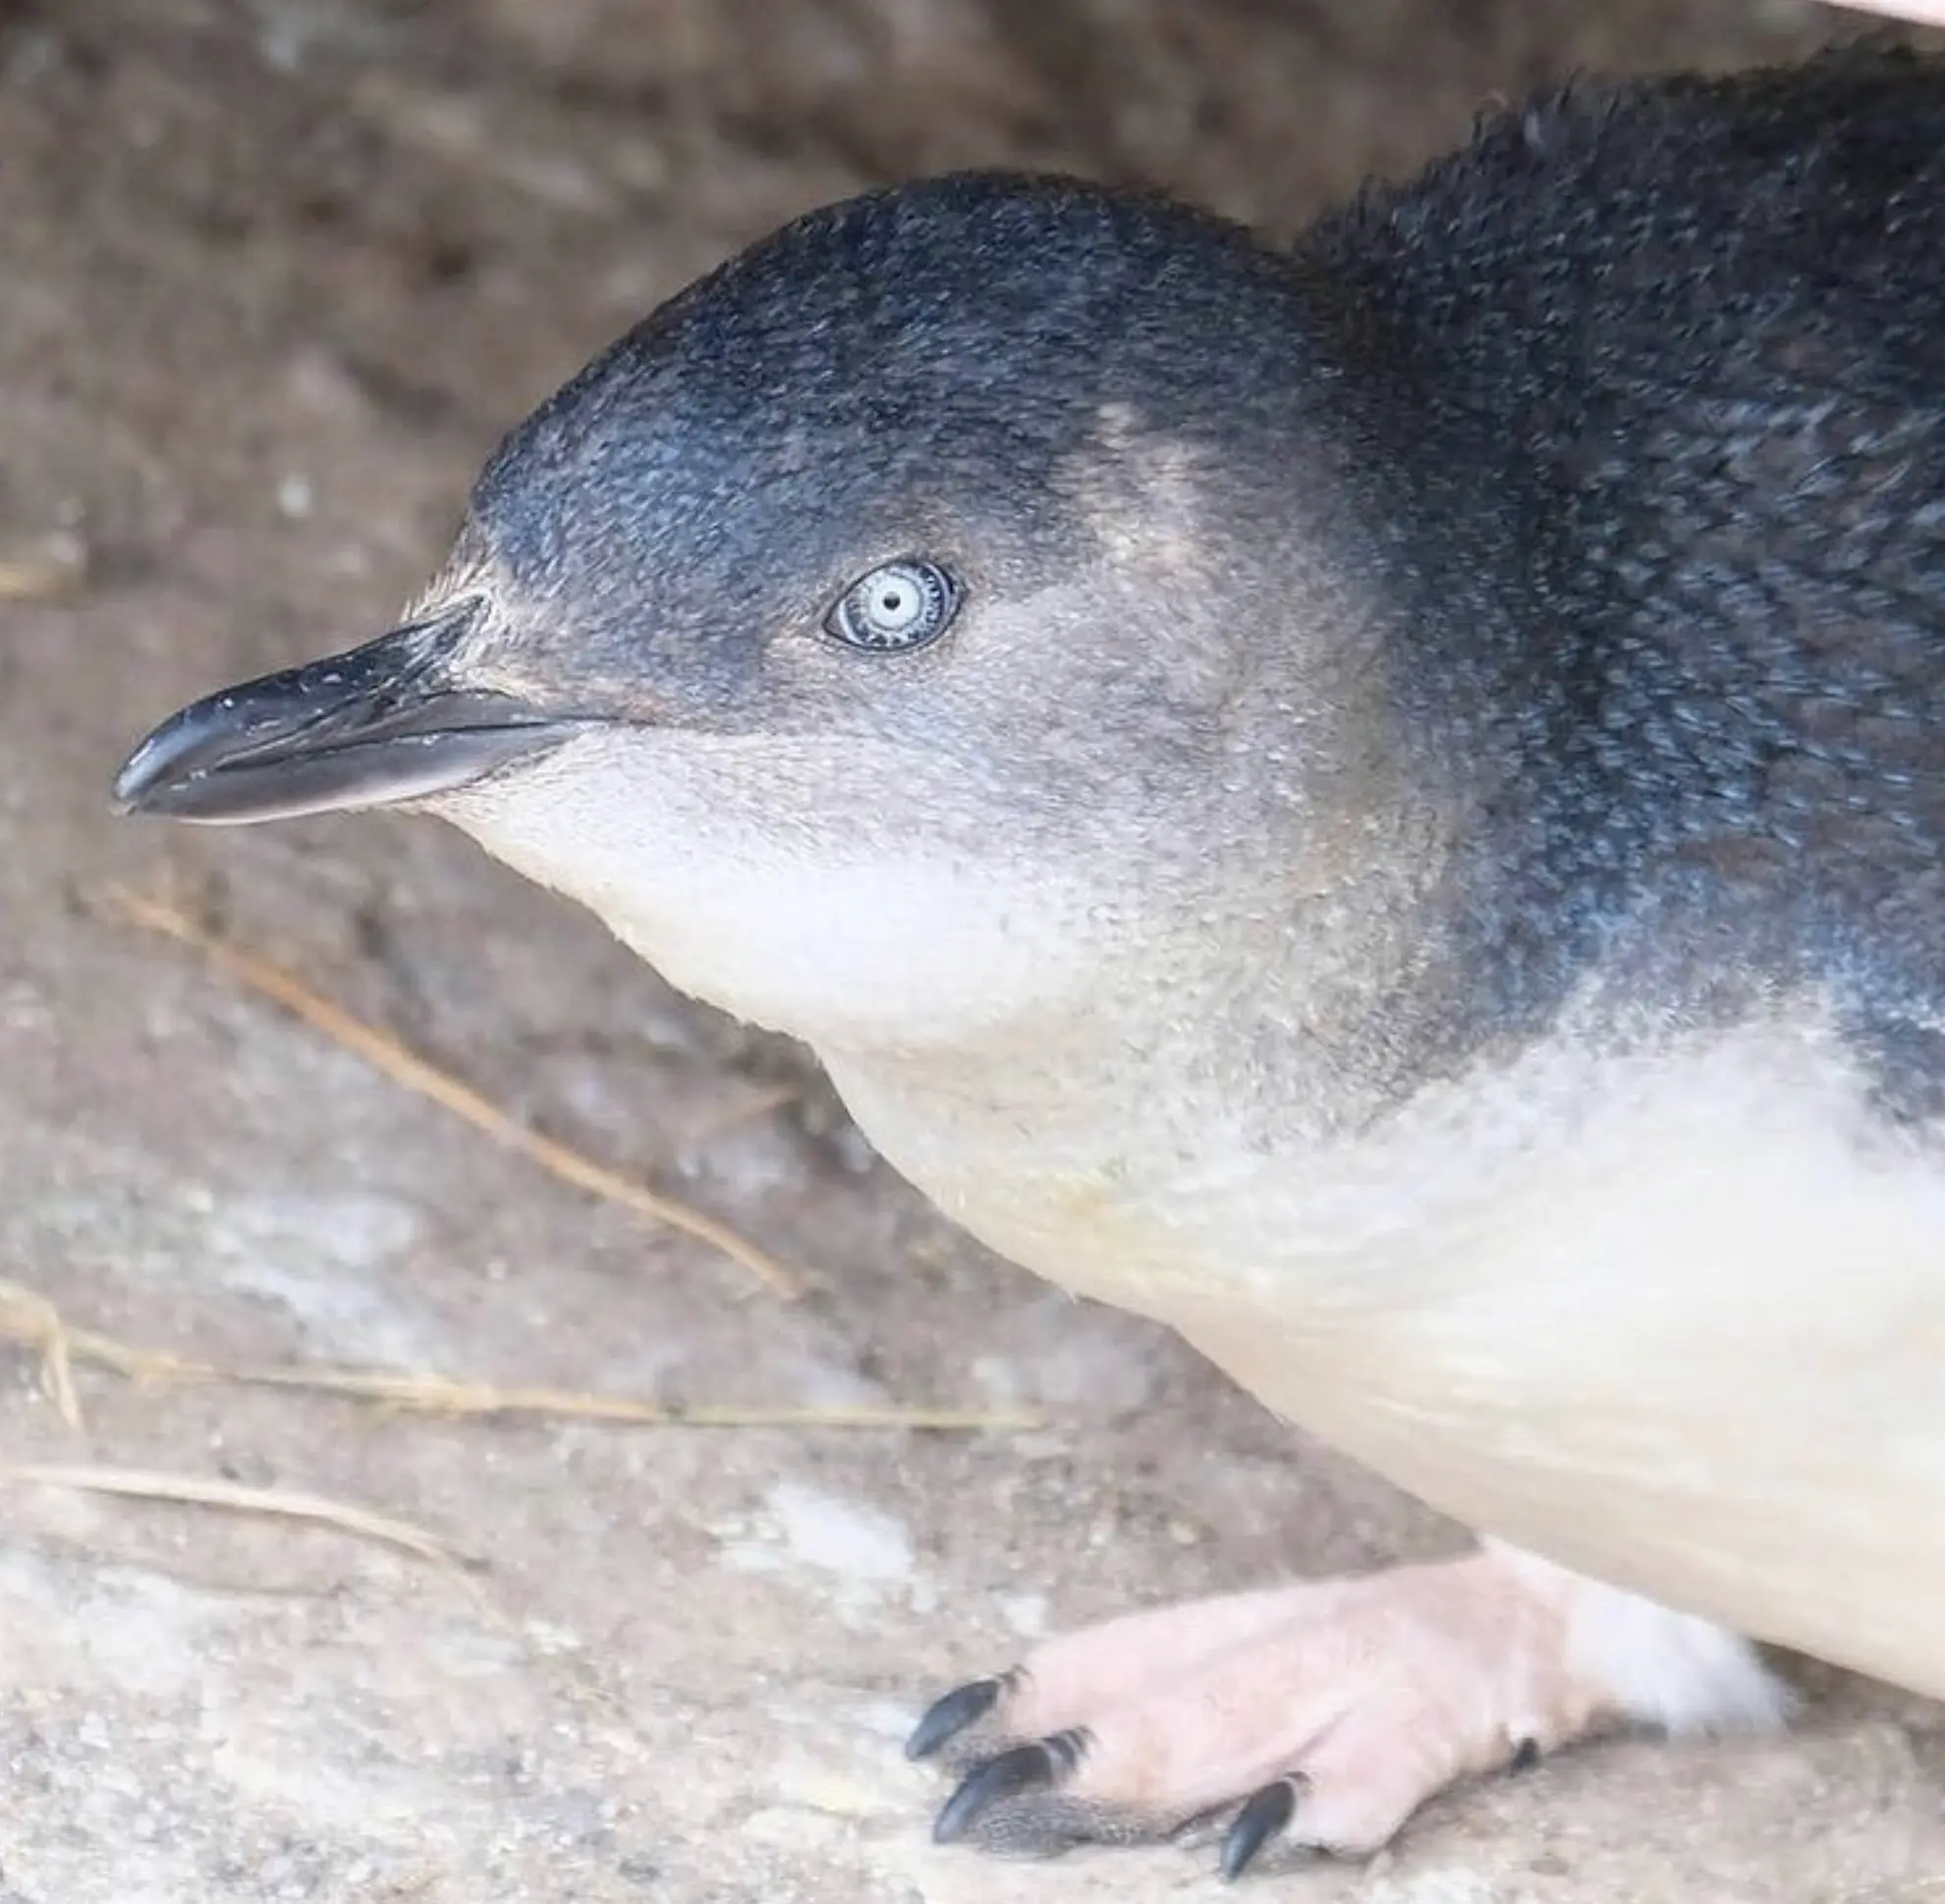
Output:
[826, 559, 959, 652]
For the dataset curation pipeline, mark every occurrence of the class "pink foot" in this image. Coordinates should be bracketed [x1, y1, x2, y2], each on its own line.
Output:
[907, 1543, 1785, 1876]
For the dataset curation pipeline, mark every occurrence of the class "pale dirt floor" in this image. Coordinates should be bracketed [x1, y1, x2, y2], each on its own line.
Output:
[2, 2, 1942, 1900]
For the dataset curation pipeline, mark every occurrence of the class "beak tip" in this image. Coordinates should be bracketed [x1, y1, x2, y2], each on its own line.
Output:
[109, 759, 152, 816]
[109, 716, 199, 817]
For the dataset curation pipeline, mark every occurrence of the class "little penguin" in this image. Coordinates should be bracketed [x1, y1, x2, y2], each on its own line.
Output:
[114, 47, 1945, 1876]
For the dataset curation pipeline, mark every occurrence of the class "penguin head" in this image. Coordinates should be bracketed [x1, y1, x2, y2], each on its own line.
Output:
[115, 174, 1359, 1049]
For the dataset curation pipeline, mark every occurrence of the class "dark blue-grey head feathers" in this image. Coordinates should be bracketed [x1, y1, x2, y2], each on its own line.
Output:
[457, 175, 1319, 684]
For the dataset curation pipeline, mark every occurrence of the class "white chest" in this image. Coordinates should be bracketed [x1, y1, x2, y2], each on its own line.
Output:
[826, 1023, 1945, 1702]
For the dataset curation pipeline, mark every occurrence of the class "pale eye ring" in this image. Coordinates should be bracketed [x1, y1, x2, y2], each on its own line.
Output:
[826, 558, 959, 652]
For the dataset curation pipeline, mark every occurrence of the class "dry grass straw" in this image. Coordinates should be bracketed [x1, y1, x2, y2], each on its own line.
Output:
[0, 532, 89, 602]
[0, 1283, 1039, 1563]
[0, 1271, 1040, 1435]
[0, 1275, 1040, 1572]
[0, 1459, 461, 1564]
[100, 882, 803, 1298]
[11, 888, 1038, 1559]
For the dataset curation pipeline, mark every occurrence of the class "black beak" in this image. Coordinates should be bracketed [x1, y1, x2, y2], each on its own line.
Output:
[112, 600, 582, 824]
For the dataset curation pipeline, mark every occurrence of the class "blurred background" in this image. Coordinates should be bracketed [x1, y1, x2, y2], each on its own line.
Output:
[1, 3, 1940, 1900]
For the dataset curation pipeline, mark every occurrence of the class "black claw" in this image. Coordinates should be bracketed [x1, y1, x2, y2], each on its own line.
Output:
[906, 1676, 1004, 1761]
[933, 1742, 1055, 1843]
[932, 1734, 1084, 1844]
[1219, 1776, 1300, 1882]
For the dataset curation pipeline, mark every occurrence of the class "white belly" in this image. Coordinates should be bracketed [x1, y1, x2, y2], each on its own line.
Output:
[830, 1017, 1945, 1700]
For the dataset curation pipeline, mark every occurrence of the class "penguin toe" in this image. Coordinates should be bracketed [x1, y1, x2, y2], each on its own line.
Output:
[905, 1547, 1769, 1874]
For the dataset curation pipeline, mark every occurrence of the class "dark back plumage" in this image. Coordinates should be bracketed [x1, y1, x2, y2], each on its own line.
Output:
[1305, 47, 1945, 1096]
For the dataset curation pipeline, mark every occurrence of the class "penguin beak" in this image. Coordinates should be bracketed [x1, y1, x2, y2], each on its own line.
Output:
[112, 599, 583, 824]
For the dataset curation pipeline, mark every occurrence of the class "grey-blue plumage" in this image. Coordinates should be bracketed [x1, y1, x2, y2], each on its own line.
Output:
[113, 45, 1945, 1867]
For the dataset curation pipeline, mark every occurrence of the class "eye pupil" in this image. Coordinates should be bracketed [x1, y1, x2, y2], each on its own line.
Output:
[827, 558, 959, 652]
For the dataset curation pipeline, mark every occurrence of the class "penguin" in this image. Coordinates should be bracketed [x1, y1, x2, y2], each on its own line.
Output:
[114, 46, 1945, 1878]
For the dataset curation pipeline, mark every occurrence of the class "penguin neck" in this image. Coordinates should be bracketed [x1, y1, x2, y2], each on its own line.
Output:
[811, 815, 1463, 1216]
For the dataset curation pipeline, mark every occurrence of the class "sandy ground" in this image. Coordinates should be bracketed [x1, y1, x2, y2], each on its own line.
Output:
[3, 2, 1944, 1899]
